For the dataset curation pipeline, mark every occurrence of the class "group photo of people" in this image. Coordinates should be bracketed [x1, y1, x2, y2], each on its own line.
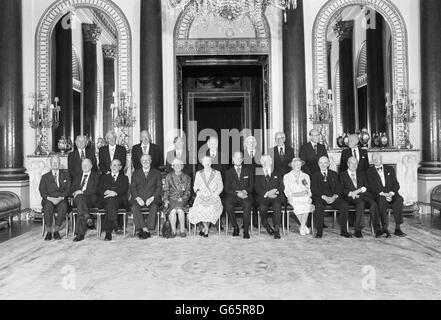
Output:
[39, 128, 407, 242]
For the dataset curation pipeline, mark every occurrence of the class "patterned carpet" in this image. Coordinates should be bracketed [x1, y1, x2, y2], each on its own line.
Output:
[0, 219, 441, 300]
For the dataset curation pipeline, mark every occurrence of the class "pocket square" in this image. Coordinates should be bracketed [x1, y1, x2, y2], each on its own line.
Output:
[63, 180, 67, 183]
[274, 176, 278, 179]
[244, 176, 249, 179]
[387, 173, 390, 176]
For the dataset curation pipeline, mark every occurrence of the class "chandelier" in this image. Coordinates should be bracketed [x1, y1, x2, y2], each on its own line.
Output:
[169, 1, 297, 36]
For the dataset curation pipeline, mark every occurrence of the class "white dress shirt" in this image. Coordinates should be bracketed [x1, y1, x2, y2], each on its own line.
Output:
[52, 170, 60, 188]
[109, 144, 116, 161]
[142, 143, 150, 155]
[376, 166, 386, 187]
[81, 173, 90, 192]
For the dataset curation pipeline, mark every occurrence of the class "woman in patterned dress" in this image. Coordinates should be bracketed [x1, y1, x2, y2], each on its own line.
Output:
[283, 158, 315, 236]
[188, 156, 224, 237]
[163, 158, 192, 238]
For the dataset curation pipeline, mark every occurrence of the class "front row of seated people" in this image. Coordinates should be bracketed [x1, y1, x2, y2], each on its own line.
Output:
[40, 149, 406, 242]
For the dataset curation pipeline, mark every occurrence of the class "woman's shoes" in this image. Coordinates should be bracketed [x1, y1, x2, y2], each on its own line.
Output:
[304, 226, 310, 235]
[203, 232, 209, 238]
[199, 230, 204, 237]
[300, 226, 306, 236]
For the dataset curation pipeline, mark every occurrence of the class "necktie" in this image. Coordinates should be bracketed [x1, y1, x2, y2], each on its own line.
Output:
[322, 171, 327, 181]
[80, 150, 85, 160]
[279, 147, 284, 157]
[80, 174, 89, 190]
[110, 147, 115, 161]
[144, 170, 149, 178]
[251, 150, 254, 158]
[236, 166, 241, 178]
[113, 174, 117, 182]
[54, 173, 59, 188]
[314, 144, 318, 154]
[353, 148, 357, 160]
[143, 146, 147, 155]
[351, 172, 357, 187]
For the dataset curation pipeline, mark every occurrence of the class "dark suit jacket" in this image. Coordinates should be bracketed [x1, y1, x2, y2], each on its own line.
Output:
[272, 145, 295, 176]
[339, 147, 370, 173]
[224, 166, 254, 199]
[98, 145, 127, 175]
[242, 149, 262, 174]
[130, 168, 162, 203]
[71, 171, 100, 205]
[165, 149, 192, 177]
[132, 143, 163, 171]
[339, 170, 375, 199]
[98, 172, 129, 209]
[367, 165, 400, 197]
[299, 142, 328, 176]
[39, 170, 71, 202]
[254, 170, 285, 203]
[68, 148, 98, 178]
[311, 169, 342, 198]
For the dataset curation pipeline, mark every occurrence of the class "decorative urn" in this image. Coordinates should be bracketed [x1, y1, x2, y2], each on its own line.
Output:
[359, 128, 370, 148]
[380, 132, 388, 148]
[336, 134, 345, 148]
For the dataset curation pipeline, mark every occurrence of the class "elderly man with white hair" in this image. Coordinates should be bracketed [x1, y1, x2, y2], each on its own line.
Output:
[99, 130, 127, 175]
[131, 130, 163, 170]
[254, 155, 284, 239]
[71, 158, 100, 242]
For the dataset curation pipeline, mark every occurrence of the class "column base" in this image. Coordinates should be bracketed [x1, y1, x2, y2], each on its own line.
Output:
[418, 161, 441, 175]
[418, 173, 441, 214]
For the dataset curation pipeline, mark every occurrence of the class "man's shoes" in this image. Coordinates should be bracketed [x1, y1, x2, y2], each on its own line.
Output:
[375, 230, 383, 238]
[53, 231, 61, 240]
[274, 231, 281, 239]
[264, 225, 275, 236]
[138, 231, 150, 239]
[340, 231, 353, 238]
[394, 229, 407, 237]
[354, 231, 363, 238]
[383, 229, 391, 238]
[232, 227, 240, 237]
[104, 232, 112, 241]
[73, 235, 84, 242]
[315, 231, 323, 239]
[87, 219, 95, 230]
[243, 230, 250, 239]
[44, 232, 52, 241]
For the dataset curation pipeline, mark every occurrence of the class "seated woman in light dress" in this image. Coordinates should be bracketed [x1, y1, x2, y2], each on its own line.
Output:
[188, 156, 224, 237]
[283, 158, 315, 236]
[163, 158, 192, 238]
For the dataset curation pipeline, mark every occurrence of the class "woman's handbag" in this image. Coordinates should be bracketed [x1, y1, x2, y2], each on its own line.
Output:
[161, 213, 173, 238]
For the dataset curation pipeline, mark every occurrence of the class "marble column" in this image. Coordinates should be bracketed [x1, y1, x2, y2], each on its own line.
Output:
[366, 13, 386, 134]
[54, 16, 73, 150]
[0, 0, 27, 181]
[336, 20, 355, 134]
[283, 0, 307, 155]
[140, 0, 164, 150]
[102, 44, 117, 136]
[82, 23, 101, 140]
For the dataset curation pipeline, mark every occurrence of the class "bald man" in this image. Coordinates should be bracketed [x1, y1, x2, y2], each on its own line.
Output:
[71, 159, 100, 242]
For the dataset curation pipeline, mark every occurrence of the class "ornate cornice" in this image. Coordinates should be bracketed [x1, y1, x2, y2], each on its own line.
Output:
[82, 23, 102, 44]
[176, 38, 270, 55]
[102, 44, 117, 60]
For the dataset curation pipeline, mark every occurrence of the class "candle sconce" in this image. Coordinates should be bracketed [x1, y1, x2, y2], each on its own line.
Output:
[28, 93, 61, 155]
[110, 91, 136, 151]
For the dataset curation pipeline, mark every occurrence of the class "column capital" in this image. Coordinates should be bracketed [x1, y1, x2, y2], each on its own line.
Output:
[102, 44, 117, 60]
[82, 23, 101, 44]
[334, 20, 354, 41]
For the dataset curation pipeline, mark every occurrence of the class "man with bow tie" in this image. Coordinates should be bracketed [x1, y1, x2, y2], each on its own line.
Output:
[71, 159, 100, 242]
[254, 155, 284, 239]
[130, 154, 163, 239]
[68, 135, 98, 179]
[311, 156, 351, 238]
[39, 154, 71, 241]
[224, 151, 254, 239]
[98, 159, 129, 241]
[272, 132, 295, 176]
[367, 153, 406, 237]
[340, 157, 380, 238]
[339, 134, 370, 173]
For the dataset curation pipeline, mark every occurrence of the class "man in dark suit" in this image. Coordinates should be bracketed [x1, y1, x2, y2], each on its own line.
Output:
[299, 129, 328, 176]
[132, 130, 163, 170]
[98, 159, 129, 241]
[242, 135, 262, 174]
[311, 156, 351, 238]
[99, 130, 127, 175]
[271, 132, 295, 176]
[339, 134, 370, 173]
[165, 136, 192, 177]
[254, 155, 284, 239]
[224, 151, 254, 239]
[340, 156, 380, 238]
[39, 154, 71, 241]
[130, 154, 163, 239]
[68, 135, 98, 179]
[367, 153, 406, 237]
[71, 159, 100, 242]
